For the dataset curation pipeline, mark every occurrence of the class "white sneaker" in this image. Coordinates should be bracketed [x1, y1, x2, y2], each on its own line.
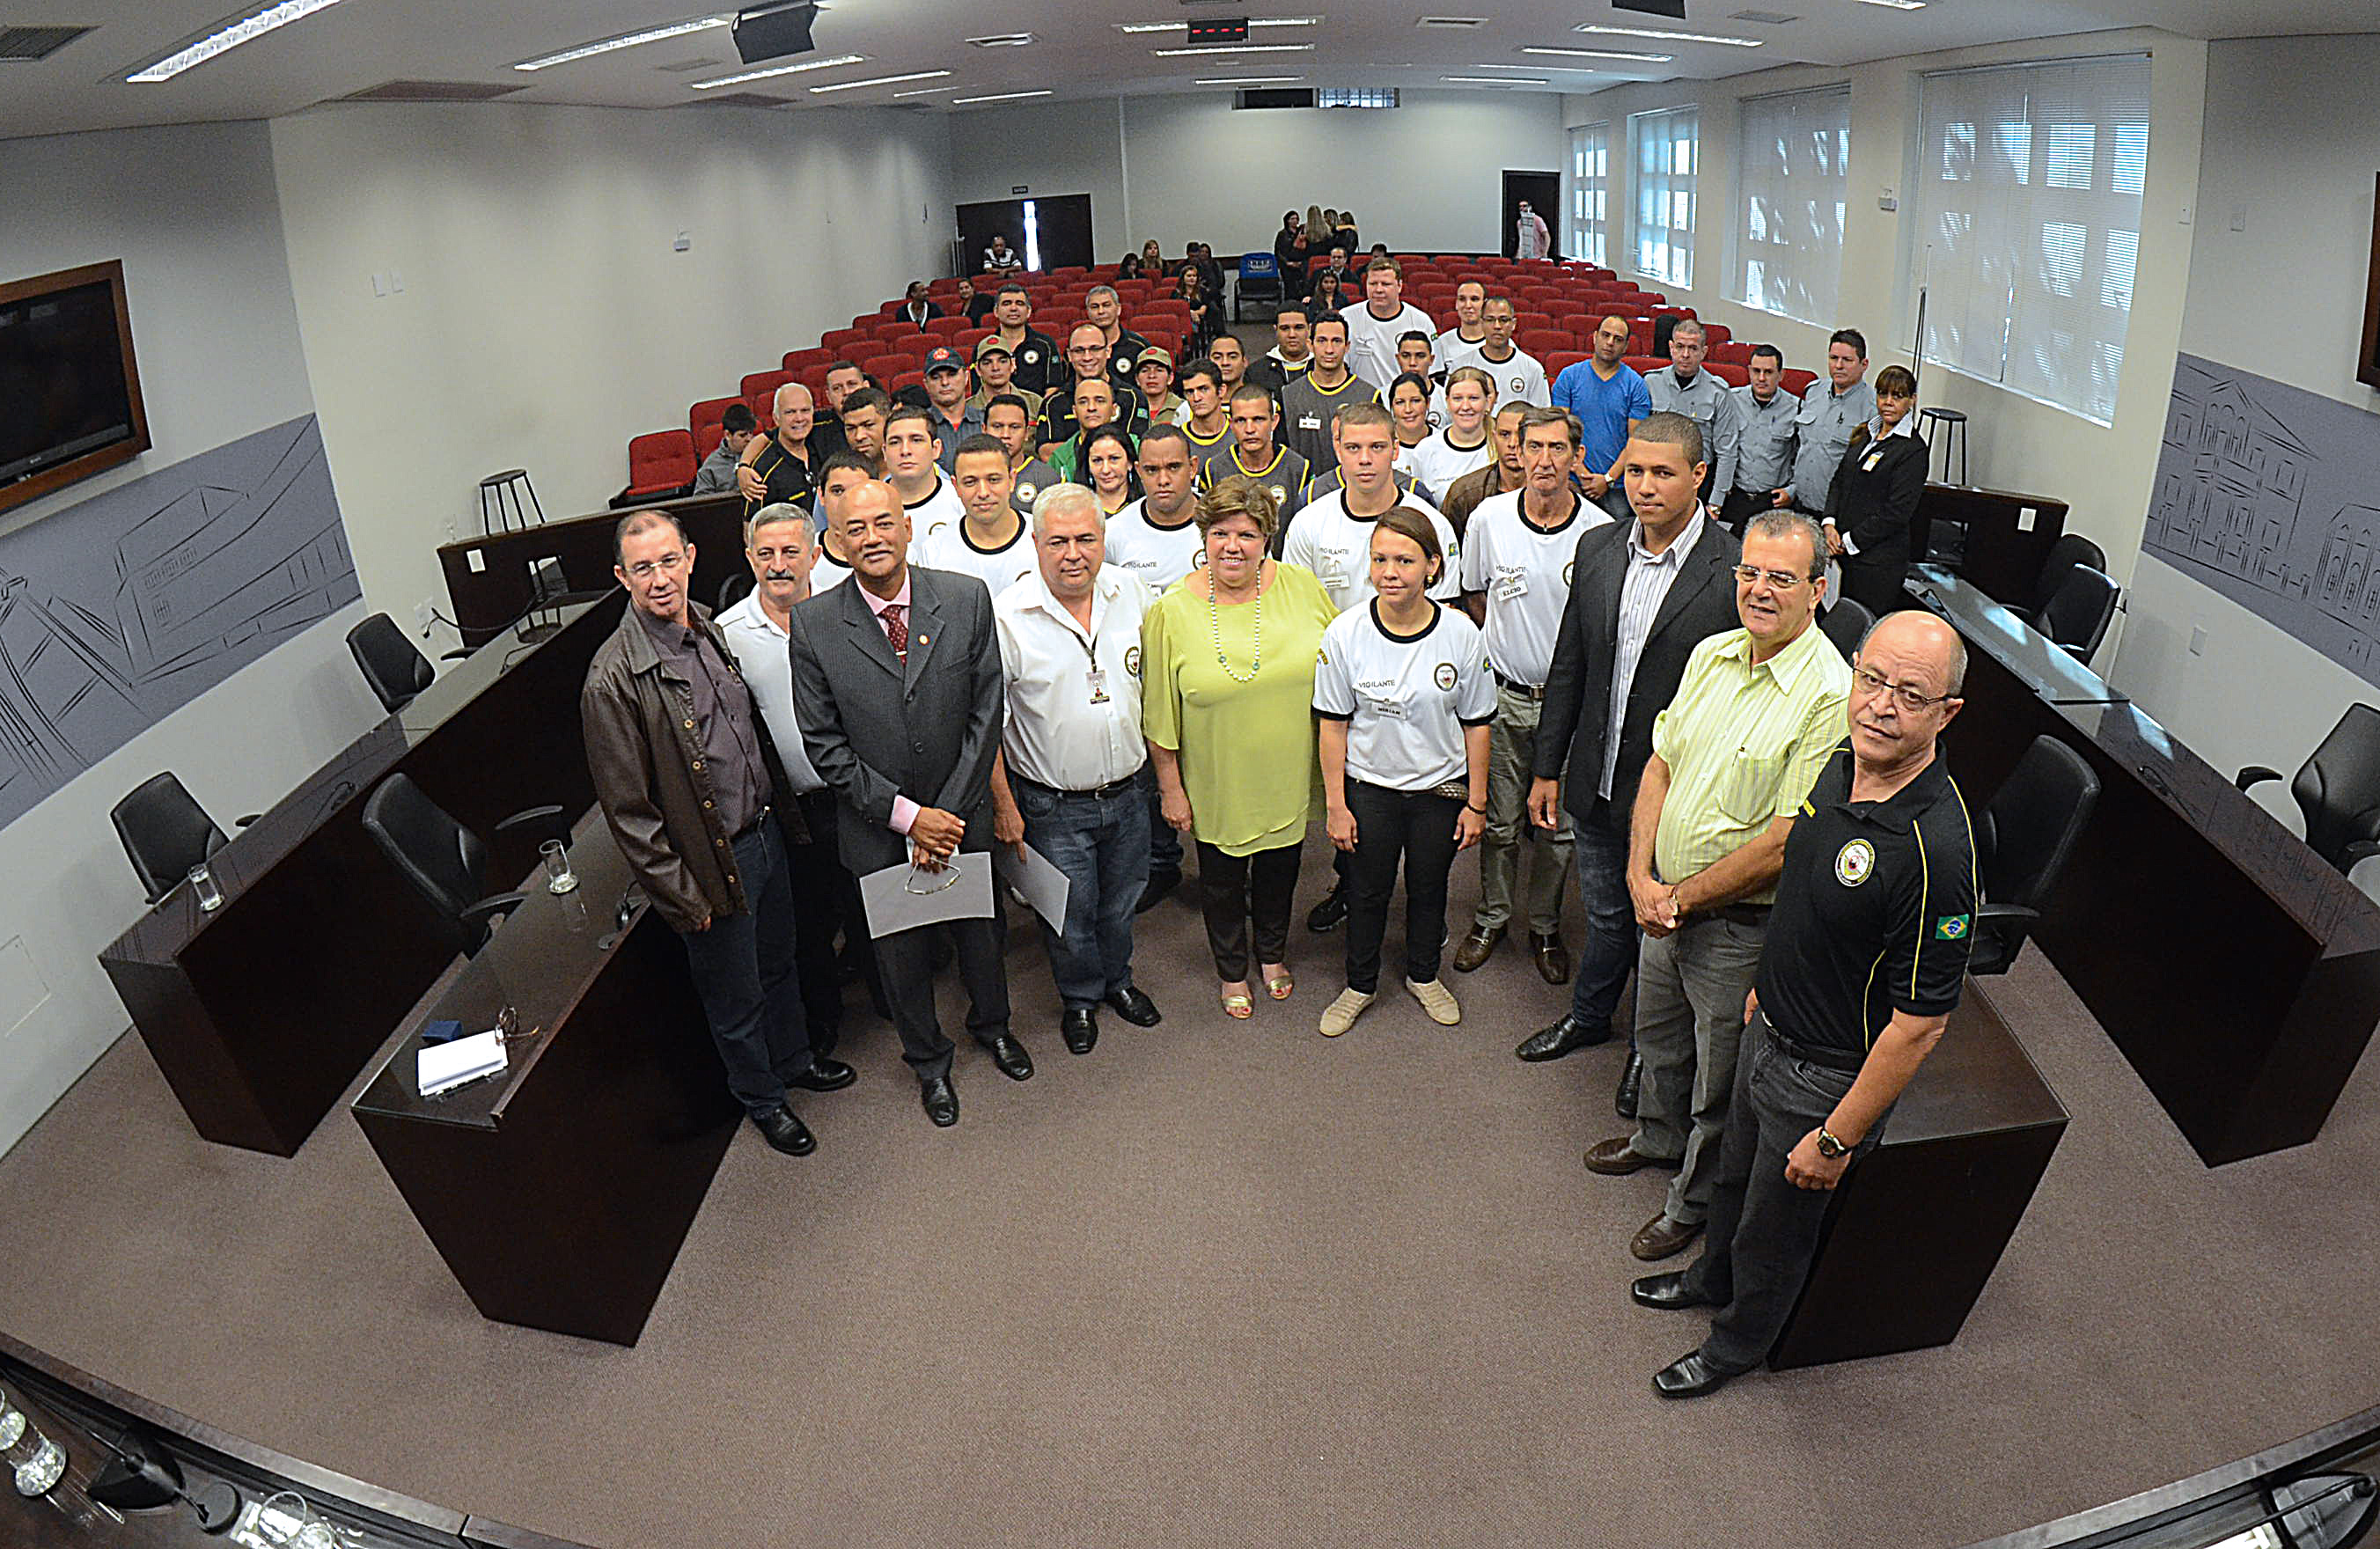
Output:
[1407, 977, 1461, 1025]
[1319, 988, 1376, 1037]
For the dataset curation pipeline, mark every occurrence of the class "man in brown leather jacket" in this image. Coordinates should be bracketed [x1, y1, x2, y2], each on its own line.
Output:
[582, 510, 855, 1157]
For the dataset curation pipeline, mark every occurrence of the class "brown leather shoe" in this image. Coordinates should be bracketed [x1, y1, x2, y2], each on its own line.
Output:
[1583, 1135, 1681, 1176]
[1451, 925, 1502, 973]
[1631, 1211, 1705, 1262]
[1530, 931, 1570, 985]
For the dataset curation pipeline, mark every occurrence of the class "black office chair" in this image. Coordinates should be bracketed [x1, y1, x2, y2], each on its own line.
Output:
[2033, 564, 2117, 664]
[2016, 532, 2107, 623]
[1966, 737, 2100, 976]
[348, 613, 430, 712]
[361, 774, 568, 957]
[715, 569, 755, 613]
[1818, 596, 1875, 658]
[110, 773, 257, 905]
[2237, 704, 2380, 875]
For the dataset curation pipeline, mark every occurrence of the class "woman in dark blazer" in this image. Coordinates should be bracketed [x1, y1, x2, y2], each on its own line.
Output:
[1823, 363, 1928, 615]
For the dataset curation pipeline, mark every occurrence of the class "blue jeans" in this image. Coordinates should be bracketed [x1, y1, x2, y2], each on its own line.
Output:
[1566, 794, 1637, 1035]
[677, 817, 811, 1118]
[1015, 774, 1152, 1009]
[1136, 762, 1182, 878]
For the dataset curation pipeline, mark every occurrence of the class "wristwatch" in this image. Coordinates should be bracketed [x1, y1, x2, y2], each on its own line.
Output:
[1815, 1127, 1851, 1159]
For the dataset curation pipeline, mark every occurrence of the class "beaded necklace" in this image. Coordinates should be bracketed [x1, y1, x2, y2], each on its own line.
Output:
[1208, 563, 1268, 685]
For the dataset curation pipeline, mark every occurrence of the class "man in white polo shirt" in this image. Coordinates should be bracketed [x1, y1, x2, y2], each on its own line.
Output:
[988, 484, 1164, 1055]
[1341, 256, 1436, 394]
[914, 434, 1038, 598]
[1435, 279, 1490, 374]
[882, 402, 965, 545]
[1455, 406, 1612, 985]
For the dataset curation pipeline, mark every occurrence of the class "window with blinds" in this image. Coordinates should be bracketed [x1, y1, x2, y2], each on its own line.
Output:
[1569, 122, 1610, 266]
[1631, 106, 1698, 288]
[1911, 54, 2151, 425]
[1732, 86, 1849, 326]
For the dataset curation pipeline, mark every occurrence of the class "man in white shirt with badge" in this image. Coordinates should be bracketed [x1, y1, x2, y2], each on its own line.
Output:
[716, 503, 868, 1089]
[1435, 280, 1491, 375]
[988, 484, 1164, 1055]
[882, 402, 965, 545]
[1341, 257, 1437, 395]
[1474, 295, 1552, 409]
[915, 434, 1038, 598]
[1284, 402, 1463, 616]
[1454, 406, 1612, 985]
[1104, 425, 1205, 594]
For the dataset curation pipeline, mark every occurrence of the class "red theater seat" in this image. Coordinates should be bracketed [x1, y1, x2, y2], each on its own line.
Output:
[689, 395, 742, 439]
[620, 430, 696, 504]
[1782, 369, 1819, 396]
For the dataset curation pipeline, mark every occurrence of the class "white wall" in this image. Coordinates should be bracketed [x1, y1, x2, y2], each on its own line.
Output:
[0, 123, 383, 1156]
[951, 90, 1567, 265]
[268, 101, 956, 646]
[1561, 26, 2207, 636]
[2107, 33, 2380, 779]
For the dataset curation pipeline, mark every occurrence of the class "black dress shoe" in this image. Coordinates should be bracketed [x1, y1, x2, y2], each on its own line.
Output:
[1514, 1014, 1611, 1062]
[1652, 1351, 1741, 1399]
[1305, 885, 1348, 933]
[785, 1056, 857, 1093]
[988, 1032, 1035, 1081]
[1136, 870, 1180, 914]
[920, 1075, 959, 1127]
[1615, 1048, 1645, 1119]
[1632, 1272, 1715, 1311]
[1104, 987, 1161, 1026]
[1061, 1008, 1098, 1054]
[750, 1105, 815, 1156]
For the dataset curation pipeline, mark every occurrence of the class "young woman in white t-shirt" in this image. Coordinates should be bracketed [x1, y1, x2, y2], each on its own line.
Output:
[1388, 372, 1436, 488]
[1405, 367, 1498, 506]
[1312, 507, 1495, 1037]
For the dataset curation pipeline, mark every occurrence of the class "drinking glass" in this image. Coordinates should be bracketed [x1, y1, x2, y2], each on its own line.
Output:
[540, 839, 577, 894]
[188, 863, 224, 913]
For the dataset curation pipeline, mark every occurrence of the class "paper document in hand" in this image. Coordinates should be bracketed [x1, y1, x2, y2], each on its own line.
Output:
[995, 843, 1072, 932]
[858, 851, 996, 938]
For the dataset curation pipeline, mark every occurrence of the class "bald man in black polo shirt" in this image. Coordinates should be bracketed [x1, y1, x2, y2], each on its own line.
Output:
[1632, 609, 1977, 1399]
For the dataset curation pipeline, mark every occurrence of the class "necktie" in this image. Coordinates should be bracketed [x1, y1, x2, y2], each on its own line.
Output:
[881, 602, 908, 662]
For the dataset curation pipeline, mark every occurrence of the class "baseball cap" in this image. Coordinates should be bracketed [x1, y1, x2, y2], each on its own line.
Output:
[1136, 345, 1175, 370]
[973, 334, 1014, 360]
[923, 345, 966, 374]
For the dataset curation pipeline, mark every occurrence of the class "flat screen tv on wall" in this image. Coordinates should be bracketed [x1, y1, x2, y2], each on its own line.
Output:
[0, 260, 150, 519]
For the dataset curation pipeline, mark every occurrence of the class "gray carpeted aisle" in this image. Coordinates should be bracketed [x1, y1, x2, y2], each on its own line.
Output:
[3, 832, 2376, 1548]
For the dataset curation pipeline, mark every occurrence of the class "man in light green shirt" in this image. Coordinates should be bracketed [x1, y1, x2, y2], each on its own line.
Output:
[1580, 510, 1852, 1266]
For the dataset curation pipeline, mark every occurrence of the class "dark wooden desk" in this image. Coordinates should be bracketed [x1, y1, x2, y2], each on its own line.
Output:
[1913, 483, 2069, 606]
[99, 596, 622, 1156]
[1771, 980, 2068, 1369]
[438, 490, 743, 644]
[352, 814, 738, 1347]
[1912, 569, 2380, 1164]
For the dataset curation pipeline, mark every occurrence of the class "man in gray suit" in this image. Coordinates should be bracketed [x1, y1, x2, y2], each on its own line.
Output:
[788, 479, 1031, 1127]
[1523, 412, 1743, 1118]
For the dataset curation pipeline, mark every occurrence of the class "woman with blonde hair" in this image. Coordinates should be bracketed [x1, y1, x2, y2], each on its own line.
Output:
[1141, 477, 1340, 1018]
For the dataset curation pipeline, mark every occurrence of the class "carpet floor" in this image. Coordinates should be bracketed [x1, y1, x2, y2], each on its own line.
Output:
[3, 831, 2376, 1548]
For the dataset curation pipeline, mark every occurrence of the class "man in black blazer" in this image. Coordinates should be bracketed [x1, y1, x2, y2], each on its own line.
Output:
[788, 480, 1030, 1127]
[1524, 412, 1743, 1107]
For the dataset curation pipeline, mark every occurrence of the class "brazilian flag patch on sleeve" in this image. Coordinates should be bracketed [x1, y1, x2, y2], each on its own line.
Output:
[1935, 914, 1972, 940]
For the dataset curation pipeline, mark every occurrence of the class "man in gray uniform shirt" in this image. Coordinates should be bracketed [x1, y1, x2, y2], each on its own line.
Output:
[1644, 319, 1739, 516]
[1720, 345, 1802, 534]
[1784, 329, 1878, 521]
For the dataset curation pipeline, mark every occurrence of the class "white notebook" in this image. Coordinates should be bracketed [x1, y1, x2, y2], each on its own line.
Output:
[418, 1029, 507, 1097]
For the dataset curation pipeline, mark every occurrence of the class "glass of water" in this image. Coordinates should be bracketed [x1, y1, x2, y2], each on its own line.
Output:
[253, 1490, 342, 1549]
[188, 863, 224, 913]
[541, 839, 577, 894]
[5, 1409, 64, 1496]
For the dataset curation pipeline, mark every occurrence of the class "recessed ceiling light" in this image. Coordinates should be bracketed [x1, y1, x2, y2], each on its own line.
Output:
[127, 0, 348, 82]
[1573, 22, 1761, 47]
[1415, 16, 1489, 26]
[1518, 46, 1675, 62]
[951, 88, 1054, 104]
[809, 69, 953, 93]
[1115, 16, 1320, 33]
[514, 14, 731, 71]
[966, 33, 1036, 48]
[1852, 0, 1924, 8]
[1444, 75, 1547, 85]
[690, 52, 867, 89]
[893, 84, 958, 96]
[1152, 42, 1316, 55]
[1195, 75, 1305, 84]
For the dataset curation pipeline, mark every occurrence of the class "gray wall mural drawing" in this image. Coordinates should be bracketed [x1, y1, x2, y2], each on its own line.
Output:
[0, 415, 357, 830]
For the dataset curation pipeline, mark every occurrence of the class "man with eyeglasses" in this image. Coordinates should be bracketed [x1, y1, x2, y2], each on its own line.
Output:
[1634, 607, 1975, 1399]
[1579, 510, 1851, 1267]
[583, 510, 848, 1160]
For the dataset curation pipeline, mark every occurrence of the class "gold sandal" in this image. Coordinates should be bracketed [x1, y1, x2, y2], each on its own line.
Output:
[1264, 968, 1294, 1001]
[1220, 987, 1254, 1020]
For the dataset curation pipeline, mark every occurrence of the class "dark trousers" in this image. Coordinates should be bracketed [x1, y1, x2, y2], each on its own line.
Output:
[1198, 839, 1303, 981]
[1679, 1016, 1884, 1372]
[789, 790, 853, 1054]
[872, 848, 1011, 1083]
[1136, 762, 1183, 879]
[1343, 779, 1462, 994]
[1718, 487, 1769, 535]
[1015, 775, 1151, 1009]
[677, 818, 812, 1118]
[1564, 794, 1638, 1035]
[1840, 549, 1911, 616]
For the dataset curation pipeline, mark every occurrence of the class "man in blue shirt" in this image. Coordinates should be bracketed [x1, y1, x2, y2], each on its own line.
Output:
[1552, 315, 1653, 520]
